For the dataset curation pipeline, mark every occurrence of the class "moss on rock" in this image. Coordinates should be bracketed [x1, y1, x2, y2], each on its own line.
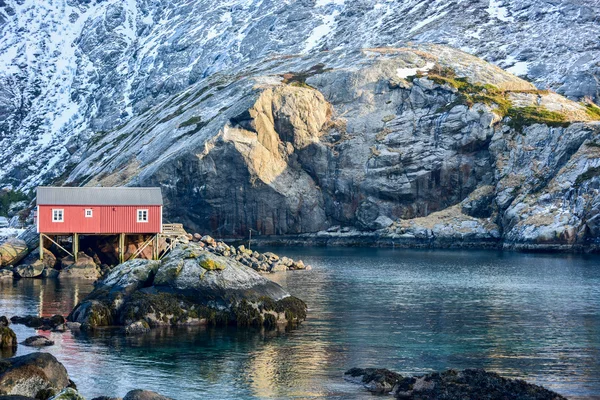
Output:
[198, 255, 226, 271]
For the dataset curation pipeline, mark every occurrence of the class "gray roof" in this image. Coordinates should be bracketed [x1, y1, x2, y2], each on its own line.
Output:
[37, 187, 163, 206]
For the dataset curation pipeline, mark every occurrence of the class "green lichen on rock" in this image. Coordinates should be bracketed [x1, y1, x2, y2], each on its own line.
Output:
[410, 65, 579, 133]
[178, 115, 203, 129]
[198, 255, 226, 271]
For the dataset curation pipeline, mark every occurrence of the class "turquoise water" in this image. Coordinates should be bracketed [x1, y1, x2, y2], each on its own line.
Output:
[1, 248, 599, 399]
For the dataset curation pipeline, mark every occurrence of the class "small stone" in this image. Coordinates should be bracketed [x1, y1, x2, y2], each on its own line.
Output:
[193, 233, 202, 241]
[0, 268, 14, 279]
[66, 322, 81, 330]
[200, 235, 215, 246]
[52, 324, 67, 332]
[270, 263, 287, 272]
[22, 335, 54, 347]
[0, 316, 9, 327]
[125, 320, 150, 334]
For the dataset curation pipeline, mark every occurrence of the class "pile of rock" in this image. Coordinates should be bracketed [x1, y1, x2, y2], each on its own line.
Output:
[344, 367, 567, 399]
[1, 248, 102, 281]
[0, 352, 173, 399]
[188, 234, 311, 273]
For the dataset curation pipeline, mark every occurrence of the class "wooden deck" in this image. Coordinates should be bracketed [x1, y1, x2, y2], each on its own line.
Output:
[161, 223, 187, 236]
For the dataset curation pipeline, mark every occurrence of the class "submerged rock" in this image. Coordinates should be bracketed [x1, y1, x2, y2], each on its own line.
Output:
[344, 367, 403, 394]
[345, 368, 567, 399]
[123, 390, 173, 400]
[21, 335, 54, 347]
[124, 321, 150, 335]
[0, 353, 70, 399]
[11, 315, 65, 331]
[15, 250, 57, 279]
[68, 243, 307, 330]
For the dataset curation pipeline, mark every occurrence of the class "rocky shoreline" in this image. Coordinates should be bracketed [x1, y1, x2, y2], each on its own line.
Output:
[224, 231, 600, 253]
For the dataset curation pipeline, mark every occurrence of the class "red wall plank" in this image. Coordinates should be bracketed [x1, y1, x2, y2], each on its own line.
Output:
[38, 205, 161, 234]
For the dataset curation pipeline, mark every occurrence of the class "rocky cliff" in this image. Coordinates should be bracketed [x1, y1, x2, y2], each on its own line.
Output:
[55, 45, 600, 251]
[1, 0, 599, 190]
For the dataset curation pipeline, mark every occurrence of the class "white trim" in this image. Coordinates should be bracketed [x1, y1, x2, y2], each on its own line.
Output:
[85, 208, 93, 218]
[52, 208, 64, 222]
[137, 209, 149, 223]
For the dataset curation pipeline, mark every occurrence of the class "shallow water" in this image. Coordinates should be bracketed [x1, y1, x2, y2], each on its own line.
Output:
[1, 248, 600, 399]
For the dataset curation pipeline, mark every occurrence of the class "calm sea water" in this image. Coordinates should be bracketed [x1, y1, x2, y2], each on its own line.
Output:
[1, 248, 599, 399]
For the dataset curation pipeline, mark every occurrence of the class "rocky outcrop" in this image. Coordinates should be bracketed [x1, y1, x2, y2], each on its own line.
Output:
[0, 353, 71, 399]
[68, 243, 307, 330]
[345, 368, 567, 399]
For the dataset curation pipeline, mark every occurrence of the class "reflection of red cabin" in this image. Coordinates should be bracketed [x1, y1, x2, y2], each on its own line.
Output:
[36, 187, 163, 234]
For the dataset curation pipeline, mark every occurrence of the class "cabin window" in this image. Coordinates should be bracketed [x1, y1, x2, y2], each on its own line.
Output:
[85, 209, 93, 218]
[52, 209, 64, 222]
[137, 209, 148, 223]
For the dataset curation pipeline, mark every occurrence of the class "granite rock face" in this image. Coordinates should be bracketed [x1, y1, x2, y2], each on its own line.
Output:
[60, 45, 600, 251]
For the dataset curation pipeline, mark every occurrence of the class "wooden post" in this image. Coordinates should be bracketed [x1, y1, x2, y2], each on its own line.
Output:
[73, 233, 79, 262]
[119, 233, 125, 264]
[248, 229, 252, 251]
[39, 233, 43, 261]
[152, 235, 159, 260]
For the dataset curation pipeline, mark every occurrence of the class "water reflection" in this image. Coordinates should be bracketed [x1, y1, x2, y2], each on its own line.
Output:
[0, 248, 599, 399]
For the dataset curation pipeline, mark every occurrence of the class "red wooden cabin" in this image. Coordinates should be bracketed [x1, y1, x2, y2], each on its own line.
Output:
[37, 187, 163, 234]
[36, 186, 164, 262]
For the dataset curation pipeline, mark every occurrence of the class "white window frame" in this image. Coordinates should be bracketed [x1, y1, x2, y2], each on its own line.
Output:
[137, 209, 149, 223]
[85, 209, 93, 218]
[52, 209, 64, 223]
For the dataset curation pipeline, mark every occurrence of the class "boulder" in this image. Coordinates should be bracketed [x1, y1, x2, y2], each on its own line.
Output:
[200, 235, 215, 246]
[0, 327, 17, 349]
[21, 335, 54, 347]
[344, 367, 403, 394]
[0, 353, 70, 398]
[125, 321, 150, 335]
[0, 239, 28, 268]
[59, 253, 100, 280]
[14, 261, 45, 279]
[68, 243, 307, 330]
[123, 390, 173, 400]
[193, 233, 201, 241]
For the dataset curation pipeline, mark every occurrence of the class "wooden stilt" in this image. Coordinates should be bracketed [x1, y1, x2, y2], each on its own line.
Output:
[39, 233, 43, 261]
[153, 235, 159, 260]
[119, 233, 125, 264]
[41, 234, 73, 257]
[73, 233, 79, 262]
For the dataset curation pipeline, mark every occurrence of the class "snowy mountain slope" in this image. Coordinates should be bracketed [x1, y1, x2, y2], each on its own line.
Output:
[0, 0, 599, 190]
